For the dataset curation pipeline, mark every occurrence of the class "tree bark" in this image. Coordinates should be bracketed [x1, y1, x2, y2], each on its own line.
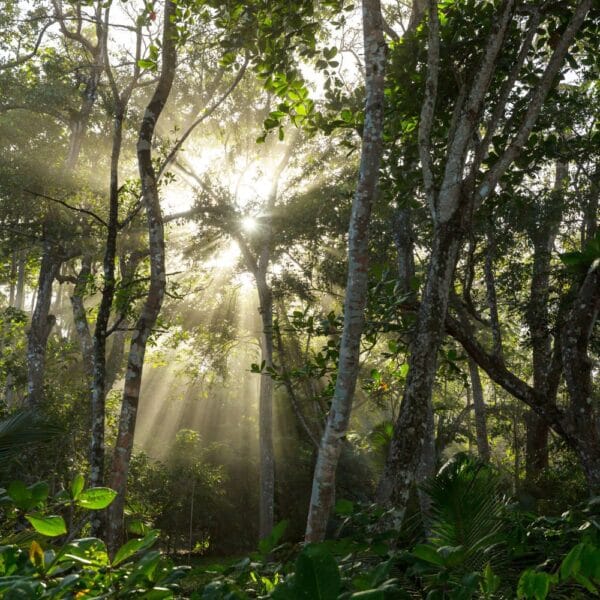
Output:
[561, 261, 600, 493]
[378, 0, 591, 522]
[107, 0, 177, 552]
[524, 160, 565, 483]
[70, 257, 94, 383]
[304, 0, 386, 543]
[24, 4, 106, 409]
[26, 239, 61, 408]
[468, 358, 491, 462]
[377, 216, 464, 513]
[257, 279, 275, 539]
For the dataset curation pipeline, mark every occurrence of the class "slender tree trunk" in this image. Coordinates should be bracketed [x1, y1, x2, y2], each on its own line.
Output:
[468, 358, 491, 462]
[26, 240, 61, 408]
[89, 103, 125, 505]
[107, 0, 177, 552]
[24, 32, 103, 409]
[377, 217, 463, 514]
[257, 280, 275, 539]
[274, 311, 321, 448]
[305, 0, 386, 542]
[562, 262, 600, 493]
[70, 257, 94, 382]
[524, 160, 565, 482]
[15, 251, 25, 311]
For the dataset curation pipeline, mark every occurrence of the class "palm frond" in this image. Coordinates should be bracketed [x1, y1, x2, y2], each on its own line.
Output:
[420, 452, 509, 572]
[0, 410, 63, 462]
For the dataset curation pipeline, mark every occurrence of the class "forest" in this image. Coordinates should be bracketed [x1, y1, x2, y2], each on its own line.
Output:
[0, 0, 599, 598]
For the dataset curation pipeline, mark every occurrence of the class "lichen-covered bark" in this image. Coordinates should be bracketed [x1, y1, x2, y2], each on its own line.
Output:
[107, 0, 177, 552]
[26, 240, 61, 408]
[561, 261, 600, 492]
[25, 4, 106, 409]
[378, 0, 592, 524]
[377, 217, 464, 514]
[304, 0, 386, 543]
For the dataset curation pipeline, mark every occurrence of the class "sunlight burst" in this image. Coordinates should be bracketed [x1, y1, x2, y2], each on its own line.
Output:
[241, 216, 258, 233]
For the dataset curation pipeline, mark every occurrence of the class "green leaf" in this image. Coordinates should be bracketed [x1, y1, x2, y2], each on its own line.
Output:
[351, 591, 385, 599]
[76, 487, 117, 510]
[7, 480, 31, 509]
[334, 499, 354, 516]
[25, 514, 67, 537]
[70, 474, 85, 500]
[112, 530, 159, 566]
[560, 543, 584, 580]
[29, 482, 49, 503]
[411, 544, 445, 566]
[293, 544, 341, 599]
[137, 58, 156, 70]
[481, 562, 500, 595]
[517, 570, 555, 600]
[258, 519, 289, 555]
[559, 251, 586, 267]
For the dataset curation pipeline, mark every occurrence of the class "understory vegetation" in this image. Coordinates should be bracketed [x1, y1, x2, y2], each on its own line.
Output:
[0, 0, 599, 598]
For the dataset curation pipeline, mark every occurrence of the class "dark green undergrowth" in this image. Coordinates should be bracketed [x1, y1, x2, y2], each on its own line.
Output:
[2, 454, 599, 599]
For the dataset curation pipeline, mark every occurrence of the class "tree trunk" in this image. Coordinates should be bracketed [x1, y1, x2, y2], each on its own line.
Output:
[90, 103, 126, 513]
[26, 240, 61, 408]
[24, 39, 103, 410]
[304, 0, 386, 543]
[274, 310, 321, 448]
[561, 262, 600, 494]
[107, 0, 177, 553]
[15, 251, 25, 311]
[377, 216, 463, 515]
[70, 257, 94, 383]
[524, 160, 565, 482]
[468, 358, 491, 462]
[257, 280, 275, 539]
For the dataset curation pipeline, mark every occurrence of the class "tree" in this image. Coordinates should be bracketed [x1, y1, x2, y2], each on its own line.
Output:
[378, 0, 593, 519]
[304, 0, 387, 543]
[107, 0, 178, 551]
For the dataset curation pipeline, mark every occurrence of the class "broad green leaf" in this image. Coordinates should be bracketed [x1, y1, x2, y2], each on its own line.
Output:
[517, 569, 554, 600]
[7, 480, 31, 509]
[294, 544, 341, 600]
[560, 543, 583, 580]
[411, 544, 445, 566]
[112, 530, 159, 566]
[76, 487, 117, 509]
[334, 498, 354, 516]
[70, 474, 85, 500]
[25, 514, 67, 537]
[481, 562, 500, 594]
[29, 482, 49, 503]
[258, 519, 289, 555]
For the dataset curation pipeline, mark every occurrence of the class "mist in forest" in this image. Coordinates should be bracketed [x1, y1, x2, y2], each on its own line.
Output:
[0, 1, 599, 598]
